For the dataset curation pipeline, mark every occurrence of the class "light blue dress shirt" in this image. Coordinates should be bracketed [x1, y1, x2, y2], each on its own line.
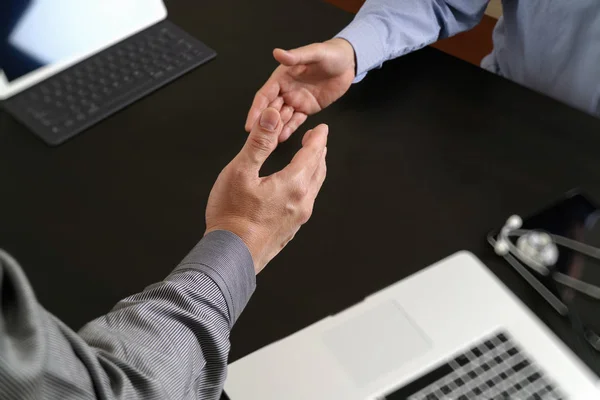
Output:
[337, 0, 600, 116]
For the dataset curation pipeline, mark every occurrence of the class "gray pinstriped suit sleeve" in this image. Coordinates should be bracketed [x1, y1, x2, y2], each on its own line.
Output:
[0, 230, 256, 399]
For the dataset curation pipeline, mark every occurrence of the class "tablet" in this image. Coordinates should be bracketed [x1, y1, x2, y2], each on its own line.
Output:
[0, 0, 167, 100]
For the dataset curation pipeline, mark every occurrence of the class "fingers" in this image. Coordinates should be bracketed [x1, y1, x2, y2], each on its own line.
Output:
[302, 125, 316, 146]
[268, 96, 284, 111]
[309, 147, 327, 199]
[237, 108, 283, 171]
[280, 124, 328, 179]
[267, 99, 294, 136]
[280, 112, 308, 143]
[282, 89, 321, 116]
[246, 80, 281, 132]
[273, 43, 325, 67]
[280, 105, 294, 129]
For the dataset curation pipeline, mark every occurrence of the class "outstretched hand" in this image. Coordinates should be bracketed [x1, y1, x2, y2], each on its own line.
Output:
[206, 108, 328, 274]
[246, 38, 355, 143]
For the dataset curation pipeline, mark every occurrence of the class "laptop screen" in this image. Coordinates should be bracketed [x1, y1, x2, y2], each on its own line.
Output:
[0, 0, 164, 82]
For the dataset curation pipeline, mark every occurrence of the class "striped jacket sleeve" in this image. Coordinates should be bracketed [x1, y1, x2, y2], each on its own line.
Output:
[0, 230, 256, 400]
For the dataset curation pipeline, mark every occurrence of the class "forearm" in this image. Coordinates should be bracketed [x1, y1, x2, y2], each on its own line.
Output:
[336, 0, 489, 79]
[0, 230, 255, 400]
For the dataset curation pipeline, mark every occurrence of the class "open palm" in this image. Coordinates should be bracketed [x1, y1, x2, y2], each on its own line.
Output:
[246, 39, 356, 142]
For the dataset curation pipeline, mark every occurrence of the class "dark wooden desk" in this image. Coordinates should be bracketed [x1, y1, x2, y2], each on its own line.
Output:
[1, 0, 600, 377]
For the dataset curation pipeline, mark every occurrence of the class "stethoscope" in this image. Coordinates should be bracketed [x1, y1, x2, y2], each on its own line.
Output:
[494, 215, 600, 351]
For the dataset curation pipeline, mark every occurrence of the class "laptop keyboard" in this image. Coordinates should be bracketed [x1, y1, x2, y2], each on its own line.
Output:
[384, 332, 565, 400]
[2, 20, 216, 145]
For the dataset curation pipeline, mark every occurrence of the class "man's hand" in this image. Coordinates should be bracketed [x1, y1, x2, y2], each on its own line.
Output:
[206, 108, 328, 274]
[245, 38, 355, 143]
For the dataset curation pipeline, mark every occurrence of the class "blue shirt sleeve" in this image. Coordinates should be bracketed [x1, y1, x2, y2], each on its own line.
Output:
[335, 0, 490, 81]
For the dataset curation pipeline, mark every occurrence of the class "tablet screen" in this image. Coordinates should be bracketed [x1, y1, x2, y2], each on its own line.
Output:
[0, 0, 164, 82]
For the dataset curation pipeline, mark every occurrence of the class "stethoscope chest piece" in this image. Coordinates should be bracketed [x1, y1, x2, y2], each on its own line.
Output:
[516, 231, 559, 268]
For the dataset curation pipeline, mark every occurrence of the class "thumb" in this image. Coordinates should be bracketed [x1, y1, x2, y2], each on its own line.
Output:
[274, 43, 325, 66]
[238, 108, 283, 170]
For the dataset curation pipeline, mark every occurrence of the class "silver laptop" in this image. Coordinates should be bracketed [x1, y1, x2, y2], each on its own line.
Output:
[224, 252, 600, 399]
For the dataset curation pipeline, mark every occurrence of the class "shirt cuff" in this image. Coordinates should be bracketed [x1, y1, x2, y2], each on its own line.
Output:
[173, 230, 256, 326]
[336, 19, 387, 83]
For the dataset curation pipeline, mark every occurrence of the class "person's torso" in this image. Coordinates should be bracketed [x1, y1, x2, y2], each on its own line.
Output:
[483, 0, 600, 116]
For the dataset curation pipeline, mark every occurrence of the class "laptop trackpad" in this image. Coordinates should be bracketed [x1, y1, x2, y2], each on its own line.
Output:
[323, 301, 431, 387]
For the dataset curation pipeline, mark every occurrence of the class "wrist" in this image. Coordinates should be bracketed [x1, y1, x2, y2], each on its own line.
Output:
[205, 220, 265, 274]
[328, 38, 356, 78]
